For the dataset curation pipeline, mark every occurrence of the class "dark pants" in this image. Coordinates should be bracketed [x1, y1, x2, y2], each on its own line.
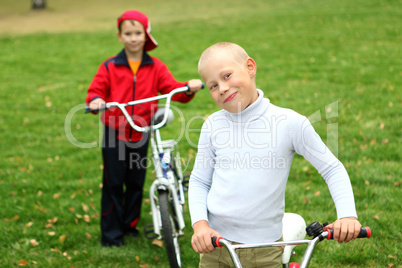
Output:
[100, 126, 149, 246]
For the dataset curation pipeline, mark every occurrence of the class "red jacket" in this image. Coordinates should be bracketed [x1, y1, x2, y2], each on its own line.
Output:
[86, 50, 194, 142]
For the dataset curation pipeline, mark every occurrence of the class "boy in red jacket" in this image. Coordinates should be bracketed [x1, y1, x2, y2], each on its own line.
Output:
[86, 10, 203, 247]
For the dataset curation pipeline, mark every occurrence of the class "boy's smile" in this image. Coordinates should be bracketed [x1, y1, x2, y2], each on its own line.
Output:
[224, 92, 237, 103]
[200, 52, 258, 113]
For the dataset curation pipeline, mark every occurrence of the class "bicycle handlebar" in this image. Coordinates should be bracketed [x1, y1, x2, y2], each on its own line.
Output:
[327, 226, 371, 240]
[85, 86, 193, 114]
[211, 226, 371, 248]
[85, 85, 202, 132]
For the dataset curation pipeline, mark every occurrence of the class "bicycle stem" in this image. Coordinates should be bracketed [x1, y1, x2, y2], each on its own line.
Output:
[299, 231, 328, 268]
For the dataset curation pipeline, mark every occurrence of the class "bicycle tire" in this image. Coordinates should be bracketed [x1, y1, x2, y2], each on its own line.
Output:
[158, 190, 181, 268]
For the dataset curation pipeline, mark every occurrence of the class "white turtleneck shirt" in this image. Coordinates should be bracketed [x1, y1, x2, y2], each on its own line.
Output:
[189, 89, 357, 243]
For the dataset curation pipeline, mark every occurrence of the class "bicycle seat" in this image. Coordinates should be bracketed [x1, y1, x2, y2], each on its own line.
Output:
[152, 108, 174, 127]
[281, 213, 306, 264]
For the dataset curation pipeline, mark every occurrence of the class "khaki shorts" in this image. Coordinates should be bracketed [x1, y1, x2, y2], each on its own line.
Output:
[199, 239, 283, 268]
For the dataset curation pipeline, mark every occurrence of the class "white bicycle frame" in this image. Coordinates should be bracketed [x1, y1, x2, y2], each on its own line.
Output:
[148, 134, 186, 239]
[99, 87, 190, 239]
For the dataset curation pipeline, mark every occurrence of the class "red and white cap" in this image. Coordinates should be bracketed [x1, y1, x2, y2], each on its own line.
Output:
[117, 10, 158, 51]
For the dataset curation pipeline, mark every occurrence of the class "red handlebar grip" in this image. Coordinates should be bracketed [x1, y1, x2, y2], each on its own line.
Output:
[211, 237, 223, 247]
[327, 227, 371, 240]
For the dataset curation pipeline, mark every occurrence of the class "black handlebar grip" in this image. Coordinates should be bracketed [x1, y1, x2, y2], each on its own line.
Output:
[85, 105, 107, 114]
[187, 83, 205, 90]
[211, 237, 223, 247]
[327, 227, 371, 240]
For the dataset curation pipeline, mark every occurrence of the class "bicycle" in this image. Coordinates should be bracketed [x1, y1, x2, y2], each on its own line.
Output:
[211, 213, 371, 268]
[86, 86, 199, 267]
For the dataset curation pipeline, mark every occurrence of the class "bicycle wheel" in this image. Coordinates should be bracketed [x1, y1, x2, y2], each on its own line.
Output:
[158, 190, 181, 268]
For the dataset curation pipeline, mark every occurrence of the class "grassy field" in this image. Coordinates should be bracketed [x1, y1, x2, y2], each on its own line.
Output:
[0, 0, 400, 267]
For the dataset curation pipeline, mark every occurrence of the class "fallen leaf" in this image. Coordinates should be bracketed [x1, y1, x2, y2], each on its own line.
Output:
[48, 217, 58, 224]
[394, 182, 401, 186]
[379, 123, 385, 129]
[53, 193, 60, 199]
[373, 215, 380, 220]
[152, 239, 163, 248]
[303, 197, 309, 203]
[314, 191, 320, 196]
[365, 180, 370, 186]
[30, 239, 39, 247]
[86, 233, 91, 239]
[83, 215, 90, 222]
[18, 259, 28, 266]
[37, 190, 43, 197]
[59, 235, 66, 243]
[45, 223, 53, 228]
[51, 247, 60, 253]
[82, 203, 89, 212]
[25, 222, 33, 228]
[135, 256, 140, 262]
[48, 232, 56, 236]
[69, 207, 75, 213]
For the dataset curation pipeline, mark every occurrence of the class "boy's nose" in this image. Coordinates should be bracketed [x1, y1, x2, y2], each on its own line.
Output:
[219, 83, 229, 94]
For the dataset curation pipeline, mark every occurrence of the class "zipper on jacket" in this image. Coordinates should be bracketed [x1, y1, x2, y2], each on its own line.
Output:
[129, 75, 136, 142]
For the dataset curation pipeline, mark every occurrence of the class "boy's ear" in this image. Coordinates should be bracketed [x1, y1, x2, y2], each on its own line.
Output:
[246, 58, 257, 78]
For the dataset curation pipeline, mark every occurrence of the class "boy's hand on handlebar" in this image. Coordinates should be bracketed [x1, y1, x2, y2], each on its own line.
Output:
[187, 79, 204, 93]
[323, 217, 362, 243]
[89, 98, 106, 114]
[191, 220, 221, 254]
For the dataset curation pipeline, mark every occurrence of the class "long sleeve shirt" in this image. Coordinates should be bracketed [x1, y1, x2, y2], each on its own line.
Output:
[189, 89, 357, 243]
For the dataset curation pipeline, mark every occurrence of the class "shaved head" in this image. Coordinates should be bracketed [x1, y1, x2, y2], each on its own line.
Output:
[198, 42, 250, 76]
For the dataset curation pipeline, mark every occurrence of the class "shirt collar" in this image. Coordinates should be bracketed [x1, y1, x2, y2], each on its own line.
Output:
[225, 89, 270, 123]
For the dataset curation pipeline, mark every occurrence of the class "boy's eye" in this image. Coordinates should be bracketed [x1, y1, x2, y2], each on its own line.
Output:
[210, 84, 217, 91]
[224, 73, 231, 79]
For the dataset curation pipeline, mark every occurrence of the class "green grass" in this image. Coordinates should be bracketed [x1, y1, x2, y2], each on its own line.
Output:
[0, 0, 401, 267]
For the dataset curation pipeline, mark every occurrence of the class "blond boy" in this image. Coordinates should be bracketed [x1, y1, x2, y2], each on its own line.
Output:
[189, 42, 361, 267]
